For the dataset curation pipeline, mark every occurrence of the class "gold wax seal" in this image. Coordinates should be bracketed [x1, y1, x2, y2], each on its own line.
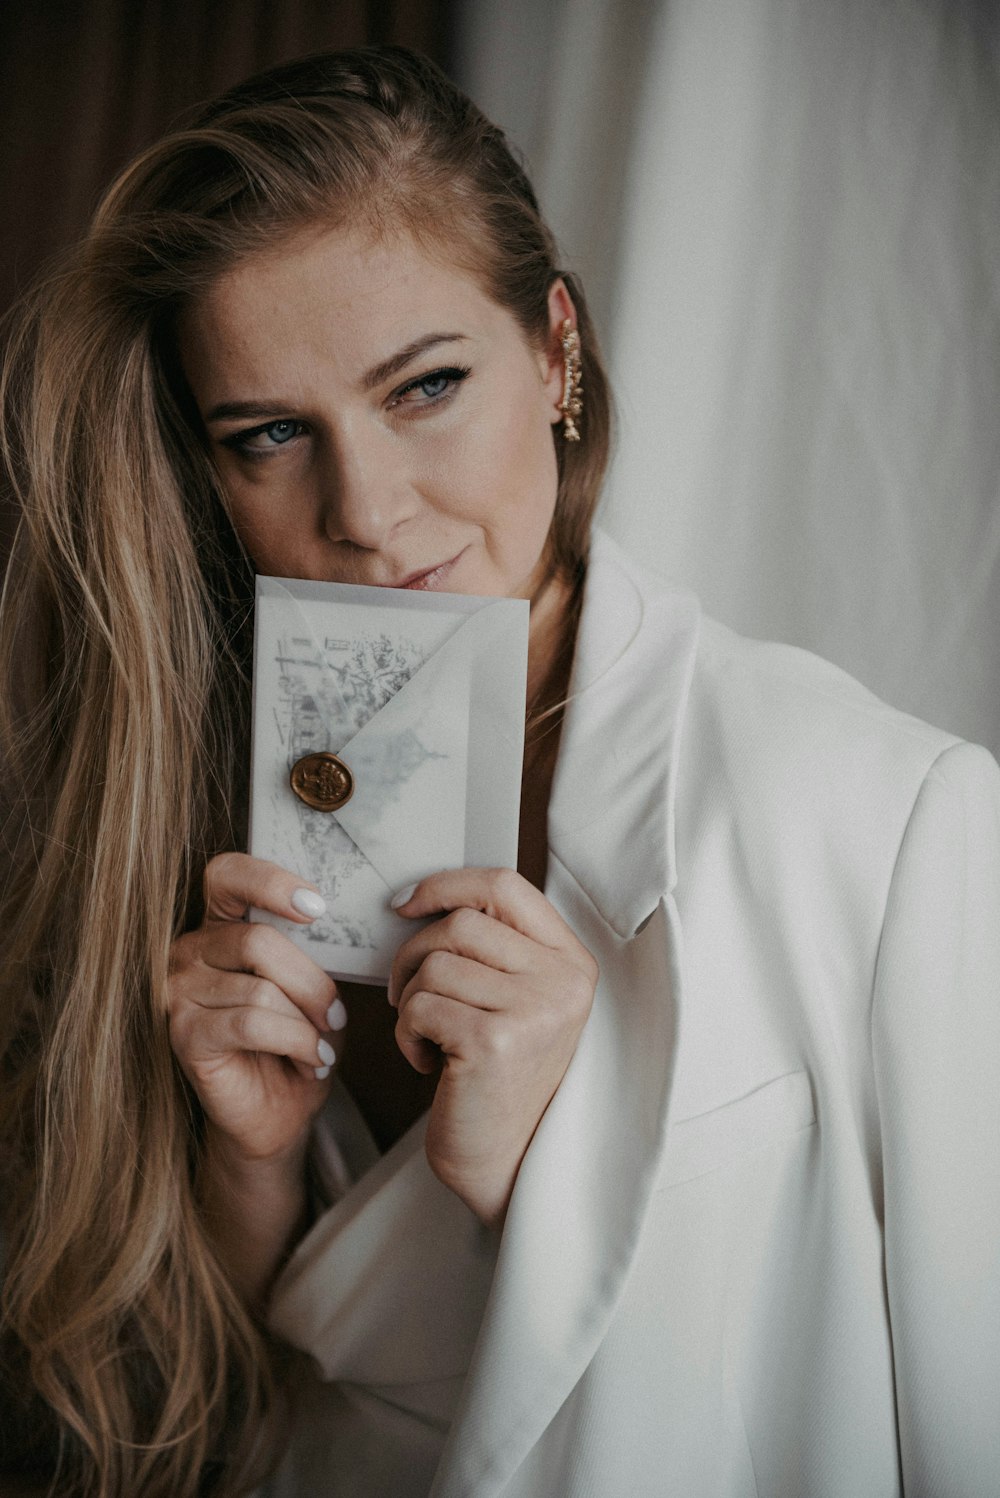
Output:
[289, 752, 354, 812]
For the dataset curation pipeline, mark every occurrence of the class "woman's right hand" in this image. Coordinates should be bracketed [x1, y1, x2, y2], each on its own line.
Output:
[167, 852, 341, 1166]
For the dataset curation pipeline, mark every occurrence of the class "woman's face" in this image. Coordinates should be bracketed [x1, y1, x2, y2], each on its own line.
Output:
[179, 224, 574, 602]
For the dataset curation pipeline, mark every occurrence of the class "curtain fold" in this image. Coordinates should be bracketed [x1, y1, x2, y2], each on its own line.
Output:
[457, 0, 1000, 755]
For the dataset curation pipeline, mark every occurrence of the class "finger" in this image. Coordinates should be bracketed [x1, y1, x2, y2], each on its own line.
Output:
[395, 988, 493, 1074]
[179, 966, 313, 1029]
[202, 851, 327, 926]
[171, 968, 313, 1047]
[170, 971, 339, 1084]
[179, 1000, 335, 1074]
[192, 920, 338, 1031]
[396, 949, 513, 1018]
[388, 906, 536, 1006]
[390, 867, 576, 951]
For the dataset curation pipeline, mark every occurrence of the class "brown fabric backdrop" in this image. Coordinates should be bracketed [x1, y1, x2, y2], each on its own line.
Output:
[0, 0, 456, 559]
[0, 0, 456, 316]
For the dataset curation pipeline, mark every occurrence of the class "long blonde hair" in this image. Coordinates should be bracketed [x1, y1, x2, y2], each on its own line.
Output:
[0, 45, 611, 1494]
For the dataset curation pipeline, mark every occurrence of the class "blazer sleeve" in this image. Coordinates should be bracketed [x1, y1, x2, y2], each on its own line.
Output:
[872, 739, 1000, 1497]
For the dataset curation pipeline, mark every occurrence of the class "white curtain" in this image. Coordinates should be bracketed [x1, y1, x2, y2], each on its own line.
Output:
[456, 0, 1000, 755]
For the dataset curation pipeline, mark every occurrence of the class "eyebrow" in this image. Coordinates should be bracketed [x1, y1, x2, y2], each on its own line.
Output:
[361, 332, 469, 392]
[205, 399, 290, 424]
[203, 332, 469, 425]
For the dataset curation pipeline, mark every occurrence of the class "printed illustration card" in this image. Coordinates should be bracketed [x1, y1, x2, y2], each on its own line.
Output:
[249, 576, 529, 983]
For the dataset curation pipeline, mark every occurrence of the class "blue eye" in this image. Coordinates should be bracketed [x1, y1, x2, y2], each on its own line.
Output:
[222, 418, 306, 456]
[392, 366, 471, 408]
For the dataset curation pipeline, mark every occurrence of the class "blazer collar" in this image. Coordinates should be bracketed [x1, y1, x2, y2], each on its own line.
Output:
[547, 528, 701, 936]
[431, 533, 701, 1497]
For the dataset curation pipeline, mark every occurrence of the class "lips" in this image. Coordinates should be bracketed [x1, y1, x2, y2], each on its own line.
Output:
[392, 549, 465, 590]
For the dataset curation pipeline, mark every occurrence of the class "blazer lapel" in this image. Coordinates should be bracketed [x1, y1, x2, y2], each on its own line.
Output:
[431, 532, 701, 1497]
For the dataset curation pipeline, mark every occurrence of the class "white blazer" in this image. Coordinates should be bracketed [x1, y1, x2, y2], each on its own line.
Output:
[264, 530, 1000, 1498]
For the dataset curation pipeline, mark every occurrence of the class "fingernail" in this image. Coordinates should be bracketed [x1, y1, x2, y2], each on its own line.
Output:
[292, 887, 326, 919]
[317, 1037, 336, 1067]
[314, 1063, 331, 1081]
[390, 882, 417, 910]
[326, 997, 347, 1031]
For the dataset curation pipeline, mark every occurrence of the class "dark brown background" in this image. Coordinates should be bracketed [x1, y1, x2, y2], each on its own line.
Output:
[0, 0, 457, 317]
[0, 0, 457, 561]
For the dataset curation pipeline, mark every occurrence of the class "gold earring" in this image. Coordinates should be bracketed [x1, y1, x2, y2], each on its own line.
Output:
[558, 319, 583, 442]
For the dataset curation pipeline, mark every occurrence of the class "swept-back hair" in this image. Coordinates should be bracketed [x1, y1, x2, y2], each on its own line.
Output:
[0, 45, 610, 1496]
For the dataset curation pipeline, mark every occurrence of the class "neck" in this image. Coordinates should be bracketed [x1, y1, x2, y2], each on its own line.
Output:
[517, 567, 581, 890]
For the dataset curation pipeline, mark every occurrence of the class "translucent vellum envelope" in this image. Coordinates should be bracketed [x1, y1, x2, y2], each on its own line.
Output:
[249, 576, 529, 983]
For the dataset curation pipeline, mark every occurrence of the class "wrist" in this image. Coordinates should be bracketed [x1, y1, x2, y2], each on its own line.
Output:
[198, 1126, 312, 1309]
[198, 1125, 310, 1256]
[202, 1122, 309, 1193]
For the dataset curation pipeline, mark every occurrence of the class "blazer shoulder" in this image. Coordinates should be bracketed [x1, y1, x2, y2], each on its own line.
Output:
[690, 613, 963, 785]
[586, 533, 994, 887]
[669, 613, 990, 902]
[591, 530, 961, 780]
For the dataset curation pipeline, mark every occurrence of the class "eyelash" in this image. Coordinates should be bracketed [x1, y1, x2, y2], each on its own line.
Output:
[390, 364, 471, 409]
[220, 365, 472, 458]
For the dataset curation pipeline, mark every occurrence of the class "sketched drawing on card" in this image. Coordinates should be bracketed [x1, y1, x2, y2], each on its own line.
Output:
[271, 624, 445, 950]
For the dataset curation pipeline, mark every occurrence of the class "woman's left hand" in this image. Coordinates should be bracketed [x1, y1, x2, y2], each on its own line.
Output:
[389, 868, 598, 1230]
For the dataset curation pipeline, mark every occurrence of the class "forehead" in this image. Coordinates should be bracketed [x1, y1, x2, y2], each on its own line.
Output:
[180, 223, 506, 380]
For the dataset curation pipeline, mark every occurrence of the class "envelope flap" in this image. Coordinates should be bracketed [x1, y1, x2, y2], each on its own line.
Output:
[334, 602, 527, 892]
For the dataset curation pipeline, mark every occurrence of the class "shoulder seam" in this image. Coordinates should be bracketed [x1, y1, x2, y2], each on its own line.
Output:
[695, 624, 961, 756]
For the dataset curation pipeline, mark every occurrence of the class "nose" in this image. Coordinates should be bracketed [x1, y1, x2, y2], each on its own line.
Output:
[317, 424, 410, 552]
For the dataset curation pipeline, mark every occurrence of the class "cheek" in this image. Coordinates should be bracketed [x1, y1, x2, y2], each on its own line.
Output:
[224, 485, 303, 573]
[225, 486, 272, 545]
[505, 409, 559, 542]
[463, 384, 559, 531]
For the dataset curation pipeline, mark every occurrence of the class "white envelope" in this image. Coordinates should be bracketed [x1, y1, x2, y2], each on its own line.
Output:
[248, 576, 529, 983]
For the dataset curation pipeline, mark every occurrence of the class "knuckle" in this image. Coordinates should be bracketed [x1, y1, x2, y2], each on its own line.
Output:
[165, 958, 201, 1012]
[445, 906, 480, 944]
[246, 975, 278, 1012]
[163, 970, 184, 1015]
[564, 966, 596, 1021]
[233, 1006, 260, 1049]
[167, 930, 196, 973]
[531, 997, 567, 1048]
[401, 985, 431, 1020]
[481, 1015, 515, 1062]
[420, 950, 452, 990]
[491, 867, 521, 904]
[203, 850, 238, 892]
[167, 1006, 191, 1052]
[241, 920, 280, 972]
[394, 996, 423, 1045]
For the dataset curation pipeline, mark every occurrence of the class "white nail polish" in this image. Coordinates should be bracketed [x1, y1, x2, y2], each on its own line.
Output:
[314, 1064, 331, 1081]
[317, 1037, 336, 1067]
[291, 887, 326, 918]
[390, 882, 418, 910]
[326, 997, 348, 1031]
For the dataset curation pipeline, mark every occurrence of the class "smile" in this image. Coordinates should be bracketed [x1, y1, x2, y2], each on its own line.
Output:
[393, 550, 466, 590]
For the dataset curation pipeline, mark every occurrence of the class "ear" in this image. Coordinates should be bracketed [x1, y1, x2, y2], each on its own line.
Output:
[537, 278, 578, 427]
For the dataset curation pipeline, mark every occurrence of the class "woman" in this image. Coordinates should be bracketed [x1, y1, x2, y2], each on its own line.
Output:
[1, 44, 997, 1498]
